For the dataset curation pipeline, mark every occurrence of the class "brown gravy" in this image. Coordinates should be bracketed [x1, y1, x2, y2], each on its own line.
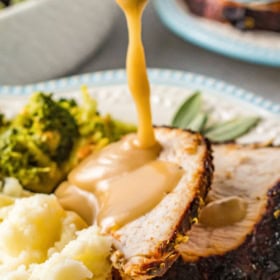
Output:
[55, 0, 184, 232]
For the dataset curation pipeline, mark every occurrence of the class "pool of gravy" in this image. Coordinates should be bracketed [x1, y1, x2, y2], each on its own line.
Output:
[55, 0, 184, 232]
[56, 135, 183, 231]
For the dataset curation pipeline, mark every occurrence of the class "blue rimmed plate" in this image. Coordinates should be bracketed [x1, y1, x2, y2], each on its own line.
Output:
[0, 69, 279, 144]
[153, 0, 280, 67]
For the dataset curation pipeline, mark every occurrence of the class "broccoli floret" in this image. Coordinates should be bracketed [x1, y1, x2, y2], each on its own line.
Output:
[59, 86, 136, 165]
[0, 92, 79, 193]
[58, 86, 98, 137]
[59, 86, 135, 141]
[0, 128, 63, 193]
[0, 113, 10, 133]
[13, 92, 79, 163]
[0, 113, 4, 126]
[0, 90, 135, 194]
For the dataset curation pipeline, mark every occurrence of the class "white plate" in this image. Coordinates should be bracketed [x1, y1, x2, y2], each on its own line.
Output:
[0, 69, 279, 145]
[154, 0, 280, 67]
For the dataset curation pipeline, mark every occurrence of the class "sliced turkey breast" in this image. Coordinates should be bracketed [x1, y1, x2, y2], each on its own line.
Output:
[158, 144, 280, 279]
[111, 127, 213, 279]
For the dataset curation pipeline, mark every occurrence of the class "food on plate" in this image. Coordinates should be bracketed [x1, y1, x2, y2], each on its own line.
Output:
[183, 0, 280, 32]
[0, 0, 278, 277]
[56, 126, 213, 278]
[0, 194, 112, 279]
[172, 92, 260, 142]
[55, 0, 214, 278]
[110, 127, 213, 279]
[0, 194, 85, 266]
[0, 0, 278, 278]
[0, 90, 135, 194]
[26, 226, 112, 280]
[48, 0, 213, 278]
[0, 0, 214, 278]
[158, 144, 280, 279]
[0, 195, 86, 274]
[0, 0, 25, 10]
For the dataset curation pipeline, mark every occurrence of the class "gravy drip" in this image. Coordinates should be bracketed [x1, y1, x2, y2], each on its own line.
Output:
[55, 0, 184, 232]
[116, 0, 155, 148]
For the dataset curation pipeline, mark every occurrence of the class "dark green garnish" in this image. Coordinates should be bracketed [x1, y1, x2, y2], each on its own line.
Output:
[204, 117, 260, 142]
[187, 112, 208, 132]
[172, 92, 202, 129]
[171, 91, 261, 142]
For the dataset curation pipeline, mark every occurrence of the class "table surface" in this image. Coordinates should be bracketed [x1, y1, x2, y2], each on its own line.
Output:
[74, 4, 280, 104]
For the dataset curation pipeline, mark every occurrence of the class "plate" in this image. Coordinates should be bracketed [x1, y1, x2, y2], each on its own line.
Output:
[0, 69, 279, 145]
[153, 0, 280, 67]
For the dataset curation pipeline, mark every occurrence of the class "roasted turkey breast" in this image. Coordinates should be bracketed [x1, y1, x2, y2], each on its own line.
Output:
[158, 144, 280, 279]
[111, 127, 213, 279]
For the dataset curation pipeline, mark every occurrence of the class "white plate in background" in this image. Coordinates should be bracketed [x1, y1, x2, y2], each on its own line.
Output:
[154, 0, 280, 67]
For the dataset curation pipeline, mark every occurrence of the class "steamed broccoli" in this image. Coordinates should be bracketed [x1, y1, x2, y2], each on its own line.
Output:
[59, 86, 136, 164]
[0, 113, 4, 126]
[13, 93, 79, 163]
[0, 128, 63, 193]
[0, 113, 10, 132]
[0, 90, 136, 194]
[0, 93, 78, 193]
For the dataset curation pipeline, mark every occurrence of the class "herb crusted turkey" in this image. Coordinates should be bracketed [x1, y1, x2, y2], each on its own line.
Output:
[159, 144, 280, 279]
[111, 127, 213, 279]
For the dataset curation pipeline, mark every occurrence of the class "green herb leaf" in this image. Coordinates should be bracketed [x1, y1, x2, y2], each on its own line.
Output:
[204, 117, 260, 142]
[187, 112, 208, 132]
[172, 92, 202, 129]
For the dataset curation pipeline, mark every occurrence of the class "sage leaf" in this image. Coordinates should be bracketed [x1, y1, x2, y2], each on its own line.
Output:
[172, 92, 202, 129]
[187, 112, 208, 132]
[204, 117, 260, 142]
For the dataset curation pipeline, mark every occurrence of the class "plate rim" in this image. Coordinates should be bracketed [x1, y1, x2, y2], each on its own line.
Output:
[0, 68, 279, 115]
[153, 0, 280, 67]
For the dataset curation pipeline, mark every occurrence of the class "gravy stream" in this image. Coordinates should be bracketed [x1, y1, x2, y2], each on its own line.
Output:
[116, 0, 155, 148]
[55, 0, 184, 232]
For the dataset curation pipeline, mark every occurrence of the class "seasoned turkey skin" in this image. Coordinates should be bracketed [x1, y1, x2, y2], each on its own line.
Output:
[111, 127, 213, 279]
[158, 144, 280, 279]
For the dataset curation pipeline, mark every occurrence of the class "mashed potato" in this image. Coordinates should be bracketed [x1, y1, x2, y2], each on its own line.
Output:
[0, 194, 67, 266]
[30, 226, 112, 280]
[0, 195, 112, 280]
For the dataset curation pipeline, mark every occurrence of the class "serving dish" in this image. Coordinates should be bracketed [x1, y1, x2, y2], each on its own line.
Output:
[0, 69, 279, 145]
[153, 0, 280, 67]
[0, 0, 118, 85]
